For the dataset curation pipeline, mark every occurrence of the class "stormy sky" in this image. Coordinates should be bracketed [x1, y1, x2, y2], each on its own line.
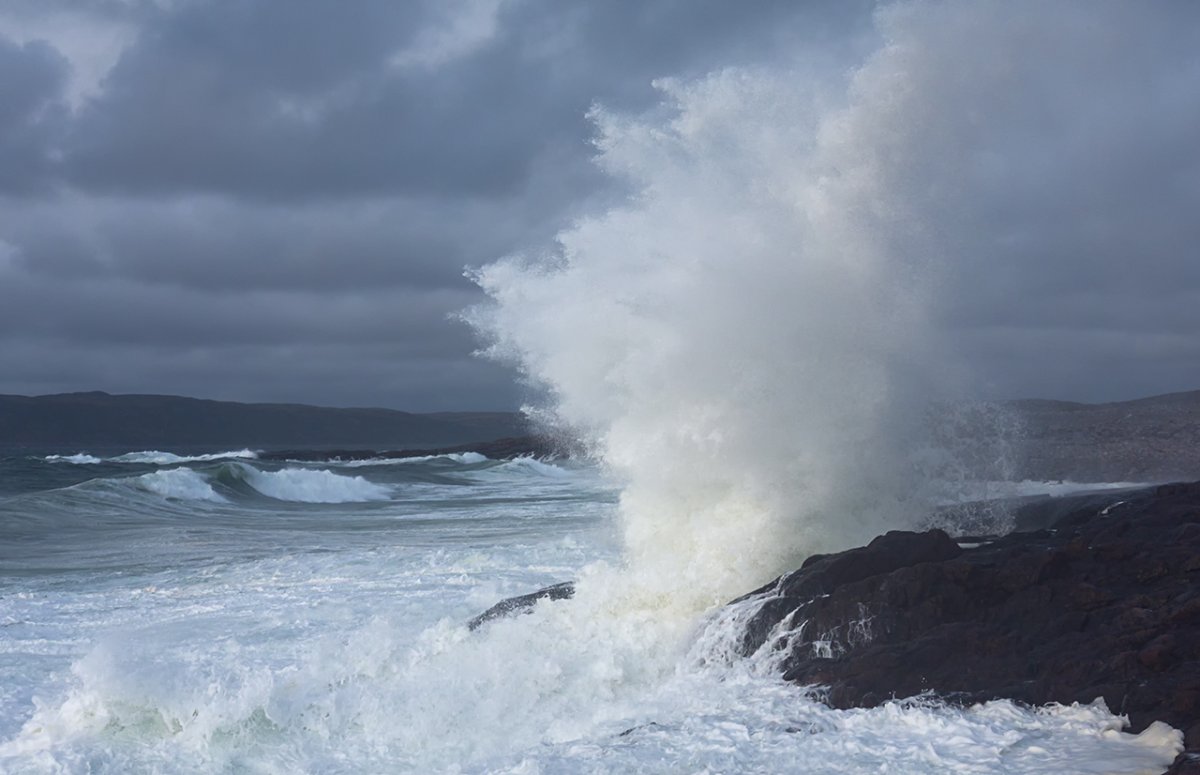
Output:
[0, 0, 1197, 410]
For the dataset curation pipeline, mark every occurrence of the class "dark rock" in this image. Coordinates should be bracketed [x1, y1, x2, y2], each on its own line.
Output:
[618, 722, 662, 737]
[467, 581, 575, 631]
[1167, 752, 1200, 775]
[723, 481, 1200, 761]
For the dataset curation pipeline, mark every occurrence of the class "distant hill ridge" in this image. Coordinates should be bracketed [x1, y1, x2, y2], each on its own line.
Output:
[0, 391, 528, 451]
[1003, 389, 1200, 482]
[5, 389, 1200, 480]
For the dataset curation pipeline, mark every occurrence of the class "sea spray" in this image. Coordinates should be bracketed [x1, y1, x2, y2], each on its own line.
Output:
[469, 70, 945, 609]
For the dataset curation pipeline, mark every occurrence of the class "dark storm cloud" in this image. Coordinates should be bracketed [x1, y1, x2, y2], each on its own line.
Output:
[0, 0, 1196, 409]
[62, 1, 525, 199]
[0, 195, 541, 291]
[0, 0, 874, 409]
[0, 35, 68, 194]
[58, 0, 871, 200]
[868, 1, 1200, 400]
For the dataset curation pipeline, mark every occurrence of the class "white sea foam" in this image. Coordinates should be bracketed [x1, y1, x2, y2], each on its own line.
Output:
[0, 573, 1181, 773]
[111, 449, 259, 465]
[236, 464, 391, 503]
[336, 451, 488, 467]
[135, 468, 225, 503]
[43, 454, 102, 465]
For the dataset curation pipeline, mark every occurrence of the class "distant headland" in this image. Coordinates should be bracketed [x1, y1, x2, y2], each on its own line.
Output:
[0, 391, 529, 452]
[4, 389, 1200, 481]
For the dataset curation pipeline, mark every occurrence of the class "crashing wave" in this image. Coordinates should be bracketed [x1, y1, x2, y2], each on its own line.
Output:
[231, 464, 391, 503]
[135, 468, 226, 503]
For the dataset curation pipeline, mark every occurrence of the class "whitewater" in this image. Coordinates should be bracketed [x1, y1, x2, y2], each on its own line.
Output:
[0, 450, 1180, 773]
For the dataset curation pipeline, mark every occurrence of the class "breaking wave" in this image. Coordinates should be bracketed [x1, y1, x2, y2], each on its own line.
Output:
[134, 468, 226, 503]
[43, 450, 259, 465]
[229, 463, 392, 503]
[112, 449, 259, 465]
[336, 452, 489, 467]
[43, 453, 103, 465]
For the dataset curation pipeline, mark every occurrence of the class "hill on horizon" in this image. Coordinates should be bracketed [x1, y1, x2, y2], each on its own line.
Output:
[5, 389, 1200, 482]
[0, 391, 528, 452]
[1002, 389, 1200, 482]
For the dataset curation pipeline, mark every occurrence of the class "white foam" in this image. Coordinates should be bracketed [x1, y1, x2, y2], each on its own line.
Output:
[135, 468, 225, 503]
[0, 571, 1181, 773]
[337, 451, 489, 467]
[111, 449, 259, 465]
[237, 465, 391, 503]
[43, 454, 102, 465]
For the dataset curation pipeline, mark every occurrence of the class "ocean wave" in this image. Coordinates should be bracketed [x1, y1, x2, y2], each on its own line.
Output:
[490, 457, 572, 478]
[135, 468, 226, 503]
[111, 449, 260, 465]
[337, 452, 489, 467]
[43, 453, 103, 465]
[233, 464, 391, 503]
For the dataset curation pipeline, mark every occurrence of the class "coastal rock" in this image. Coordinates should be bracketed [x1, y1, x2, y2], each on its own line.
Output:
[729, 482, 1200, 762]
[468, 581, 575, 630]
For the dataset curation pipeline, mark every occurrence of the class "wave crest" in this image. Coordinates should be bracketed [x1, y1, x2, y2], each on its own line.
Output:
[136, 468, 226, 503]
[113, 450, 259, 465]
[233, 464, 391, 503]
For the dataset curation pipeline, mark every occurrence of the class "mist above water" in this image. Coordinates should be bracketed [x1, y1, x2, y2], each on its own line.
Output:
[471, 62, 942, 608]
[467, 0, 1197, 608]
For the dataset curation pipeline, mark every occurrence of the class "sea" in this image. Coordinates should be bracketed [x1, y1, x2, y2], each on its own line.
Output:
[0, 448, 1182, 773]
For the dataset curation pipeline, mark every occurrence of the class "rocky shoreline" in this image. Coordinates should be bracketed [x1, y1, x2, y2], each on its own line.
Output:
[731, 481, 1199, 772]
[473, 482, 1200, 772]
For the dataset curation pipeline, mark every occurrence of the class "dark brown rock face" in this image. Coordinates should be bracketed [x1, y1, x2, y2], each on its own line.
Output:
[731, 482, 1200, 762]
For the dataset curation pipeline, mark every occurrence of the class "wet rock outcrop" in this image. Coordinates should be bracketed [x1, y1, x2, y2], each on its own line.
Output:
[468, 581, 575, 630]
[732, 482, 1200, 767]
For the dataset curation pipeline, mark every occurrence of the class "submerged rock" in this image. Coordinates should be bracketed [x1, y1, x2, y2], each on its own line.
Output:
[727, 482, 1200, 763]
[468, 581, 575, 630]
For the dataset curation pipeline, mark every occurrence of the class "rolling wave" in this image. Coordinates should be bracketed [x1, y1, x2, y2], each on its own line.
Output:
[135, 468, 226, 503]
[335, 452, 489, 467]
[227, 463, 392, 503]
[43, 453, 103, 464]
[112, 449, 259, 465]
[43, 449, 259, 465]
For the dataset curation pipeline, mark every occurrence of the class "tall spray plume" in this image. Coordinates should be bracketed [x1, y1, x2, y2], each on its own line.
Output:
[469, 69, 939, 606]
[467, 0, 1197, 609]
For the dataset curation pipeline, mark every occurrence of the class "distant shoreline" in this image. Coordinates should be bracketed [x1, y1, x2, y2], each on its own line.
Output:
[0, 391, 528, 451]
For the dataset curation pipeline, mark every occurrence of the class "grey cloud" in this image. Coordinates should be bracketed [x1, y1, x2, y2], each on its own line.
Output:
[0, 267, 481, 349]
[1, 195, 538, 292]
[0, 35, 68, 194]
[803, 2, 1200, 402]
[59, 0, 871, 201]
[1, 0, 1197, 410]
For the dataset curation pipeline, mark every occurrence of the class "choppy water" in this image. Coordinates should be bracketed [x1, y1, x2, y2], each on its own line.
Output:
[0, 450, 1182, 773]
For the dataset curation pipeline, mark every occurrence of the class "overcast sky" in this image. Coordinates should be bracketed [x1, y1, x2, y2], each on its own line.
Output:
[0, 0, 1197, 410]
